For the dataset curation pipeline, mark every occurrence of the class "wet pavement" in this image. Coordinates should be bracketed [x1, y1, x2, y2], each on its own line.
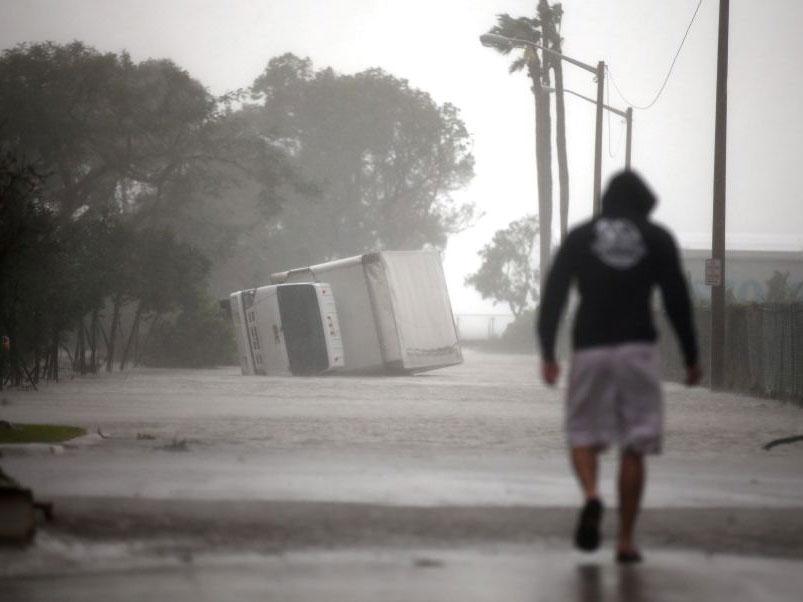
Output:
[2, 350, 800, 510]
[4, 544, 803, 602]
[1, 349, 802, 600]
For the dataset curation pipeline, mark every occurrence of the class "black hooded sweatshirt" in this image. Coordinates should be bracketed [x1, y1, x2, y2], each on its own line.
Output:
[536, 172, 698, 367]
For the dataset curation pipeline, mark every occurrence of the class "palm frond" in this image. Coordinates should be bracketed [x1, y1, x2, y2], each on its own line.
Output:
[508, 57, 528, 74]
[483, 11, 545, 74]
[492, 13, 541, 44]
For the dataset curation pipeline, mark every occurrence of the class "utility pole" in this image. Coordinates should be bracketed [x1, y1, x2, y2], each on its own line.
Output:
[710, 0, 729, 388]
[593, 61, 605, 214]
[549, 86, 631, 173]
[625, 106, 633, 170]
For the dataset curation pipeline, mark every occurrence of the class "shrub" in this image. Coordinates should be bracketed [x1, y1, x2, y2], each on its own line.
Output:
[142, 298, 237, 368]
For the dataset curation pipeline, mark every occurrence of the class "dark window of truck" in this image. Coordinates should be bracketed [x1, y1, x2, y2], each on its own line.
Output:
[277, 285, 328, 375]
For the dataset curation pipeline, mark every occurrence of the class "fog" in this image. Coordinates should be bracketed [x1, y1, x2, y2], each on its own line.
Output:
[3, 0, 802, 314]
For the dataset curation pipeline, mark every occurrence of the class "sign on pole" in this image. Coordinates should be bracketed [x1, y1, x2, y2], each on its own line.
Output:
[705, 258, 722, 287]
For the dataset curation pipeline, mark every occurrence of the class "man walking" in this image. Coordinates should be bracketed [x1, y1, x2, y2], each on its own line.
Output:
[537, 171, 701, 563]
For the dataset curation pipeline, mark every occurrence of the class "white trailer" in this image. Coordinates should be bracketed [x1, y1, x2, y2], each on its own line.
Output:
[230, 283, 344, 376]
[270, 251, 462, 373]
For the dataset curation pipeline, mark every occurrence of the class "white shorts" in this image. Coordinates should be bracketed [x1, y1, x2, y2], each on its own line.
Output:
[566, 342, 663, 455]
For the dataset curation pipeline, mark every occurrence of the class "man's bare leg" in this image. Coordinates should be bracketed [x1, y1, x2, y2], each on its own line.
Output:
[571, 446, 604, 551]
[617, 450, 645, 555]
[571, 446, 600, 500]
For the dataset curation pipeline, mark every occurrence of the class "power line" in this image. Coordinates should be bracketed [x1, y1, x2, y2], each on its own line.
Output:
[607, 0, 705, 110]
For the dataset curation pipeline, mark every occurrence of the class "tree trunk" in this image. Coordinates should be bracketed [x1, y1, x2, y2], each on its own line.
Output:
[21, 363, 38, 390]
[89, 310, 99, 373]
[106, 294, 122, 372]
[138, 314, 160, 366]
[74, 318, 85, 374]
[119, 302, 143, 371]
[553, 53, 569, 241]
[539, 0, 568, 242]
[531, 60, 553, 300]
[51, 336, 59, 381]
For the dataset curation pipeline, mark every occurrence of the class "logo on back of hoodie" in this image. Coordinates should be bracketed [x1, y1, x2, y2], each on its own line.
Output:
[591, 218, 646, 269]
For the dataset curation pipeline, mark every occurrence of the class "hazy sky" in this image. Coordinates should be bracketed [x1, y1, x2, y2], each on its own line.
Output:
[3, 0, 802, 313]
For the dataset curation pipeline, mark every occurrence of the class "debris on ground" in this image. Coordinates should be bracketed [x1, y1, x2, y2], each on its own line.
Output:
[0, 468, 53, 545]
[763, 434, 803, 450]
[158, 439, 190, 452]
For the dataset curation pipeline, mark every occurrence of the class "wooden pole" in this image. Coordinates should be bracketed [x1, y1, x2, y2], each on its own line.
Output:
[625, 106, 633, 170]
[711, 0, 729, 389]
[593, 61, 605, 214]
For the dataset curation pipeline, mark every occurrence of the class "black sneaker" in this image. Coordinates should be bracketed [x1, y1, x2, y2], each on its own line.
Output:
[616, 550, 643, 564]
[574, 498, 603, 552]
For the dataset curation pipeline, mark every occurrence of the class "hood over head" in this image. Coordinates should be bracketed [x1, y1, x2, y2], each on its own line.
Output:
[601, 170, 657, 218]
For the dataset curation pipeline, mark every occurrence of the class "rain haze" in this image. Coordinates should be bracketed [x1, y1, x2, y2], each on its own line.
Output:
[3, 0, 803, 313]
[1, 2, 803, 601]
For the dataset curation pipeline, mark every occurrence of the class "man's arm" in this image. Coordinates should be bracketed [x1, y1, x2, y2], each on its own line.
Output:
[656, 231, 700, 381]
[536, 238, 574, 382]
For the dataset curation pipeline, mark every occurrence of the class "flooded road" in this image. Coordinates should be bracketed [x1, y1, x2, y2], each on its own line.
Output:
[1, 349, 801, 599]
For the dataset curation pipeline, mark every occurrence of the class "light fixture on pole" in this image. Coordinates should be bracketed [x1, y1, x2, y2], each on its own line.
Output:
[480, 33, 606, 214]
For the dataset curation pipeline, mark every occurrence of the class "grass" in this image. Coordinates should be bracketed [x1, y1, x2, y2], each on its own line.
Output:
[0, 423, 86, 444]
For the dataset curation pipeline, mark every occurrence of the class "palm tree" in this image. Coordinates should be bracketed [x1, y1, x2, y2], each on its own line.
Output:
[483, 13, 553, 296]
[539, 1, 570, 240]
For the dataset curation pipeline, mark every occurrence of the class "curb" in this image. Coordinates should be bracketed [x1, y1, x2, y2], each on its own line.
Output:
[0, 443, 65, 457]
[62, 432, 105, 449]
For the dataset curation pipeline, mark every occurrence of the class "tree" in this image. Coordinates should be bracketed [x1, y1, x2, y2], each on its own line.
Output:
[141, 297, 237, 368]
[0, 42, 304, 375]
[114, 228, 211, 370]
[539, 1, 571, 240]
[0, 42, 300, 226]
[483, 13, 553, 296]
[0, 150, 54, 384]
[465, 215, 539, 318]
[247, 54, 475, 267]
[0, 150, 103, 382]
[765, 271, 803, 303]
[0, 43, 475, 377]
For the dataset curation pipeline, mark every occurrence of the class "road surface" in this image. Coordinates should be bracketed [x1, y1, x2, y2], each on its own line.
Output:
[1, 349, 801, 600]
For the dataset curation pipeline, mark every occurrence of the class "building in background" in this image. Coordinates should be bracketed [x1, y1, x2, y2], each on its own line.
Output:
[682, 249, 803, 302]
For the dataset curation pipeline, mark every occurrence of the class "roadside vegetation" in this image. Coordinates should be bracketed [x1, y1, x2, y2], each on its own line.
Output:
[0, 43, 475, 384]
[0, 422, 86, 444]
[465, 215, 538, 319]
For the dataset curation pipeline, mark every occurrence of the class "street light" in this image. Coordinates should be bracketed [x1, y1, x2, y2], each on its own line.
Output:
[541, 85, 633, 170]
[480, 32, 607, 213]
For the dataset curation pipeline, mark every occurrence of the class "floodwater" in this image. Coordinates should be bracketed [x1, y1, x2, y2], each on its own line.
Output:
[1, 349, 802, 600]
[2, 350, 801, 508]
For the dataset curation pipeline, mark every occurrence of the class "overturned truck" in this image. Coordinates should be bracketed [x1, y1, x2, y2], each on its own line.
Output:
[230, 283, 345, 376]
[231, 251, 462, 376]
